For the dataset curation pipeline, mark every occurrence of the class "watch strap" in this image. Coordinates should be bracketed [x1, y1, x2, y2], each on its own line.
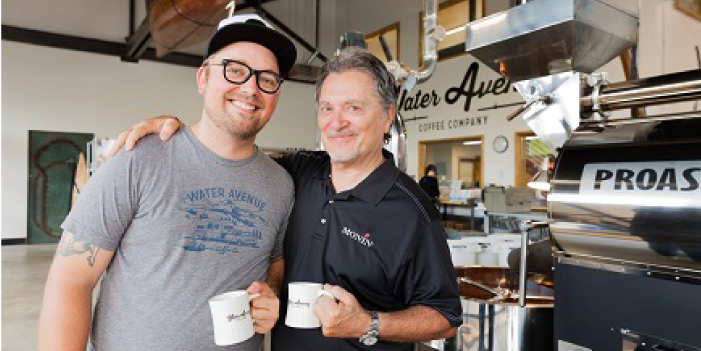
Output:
[359, 310, 380, 346]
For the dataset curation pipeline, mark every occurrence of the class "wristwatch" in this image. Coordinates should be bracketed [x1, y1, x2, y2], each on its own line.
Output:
[359, 310, 380, 346]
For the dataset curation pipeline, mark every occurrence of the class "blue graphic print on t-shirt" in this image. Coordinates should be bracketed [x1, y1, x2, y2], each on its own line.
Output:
[179, 187, 268, 254]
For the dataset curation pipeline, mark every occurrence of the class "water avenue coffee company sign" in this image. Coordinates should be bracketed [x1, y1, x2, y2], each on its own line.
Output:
[399, 62, 517, 133]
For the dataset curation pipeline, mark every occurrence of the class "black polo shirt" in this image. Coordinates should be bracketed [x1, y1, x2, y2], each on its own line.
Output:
[271, 150, 462, 351]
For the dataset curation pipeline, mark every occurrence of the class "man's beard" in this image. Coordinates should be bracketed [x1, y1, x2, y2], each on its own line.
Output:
[328, 148, 359, 163]
[206, 106, 262, 141]
[324, 131, 359, 163]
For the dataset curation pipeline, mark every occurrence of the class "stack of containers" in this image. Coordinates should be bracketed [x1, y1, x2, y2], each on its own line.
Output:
[448, 233, 522, 267]
[486, 234, 522, 267]
[448, 237, 483, 266]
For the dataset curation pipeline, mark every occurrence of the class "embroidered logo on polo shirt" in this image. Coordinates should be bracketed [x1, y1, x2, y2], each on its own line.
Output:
[341, 227, 374, 248]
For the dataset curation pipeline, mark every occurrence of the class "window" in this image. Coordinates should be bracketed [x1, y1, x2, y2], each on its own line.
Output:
[419, 0, 484, 64]
[515, 131, 551, 188]
[365, 23, 400, 63]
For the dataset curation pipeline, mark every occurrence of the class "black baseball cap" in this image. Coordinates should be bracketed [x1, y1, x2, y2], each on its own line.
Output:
[206, 14, 297, 77]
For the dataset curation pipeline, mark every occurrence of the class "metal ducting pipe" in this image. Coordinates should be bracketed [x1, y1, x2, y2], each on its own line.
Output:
[414, 0, 441, 83]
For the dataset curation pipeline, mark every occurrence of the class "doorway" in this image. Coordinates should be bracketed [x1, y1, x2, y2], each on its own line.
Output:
[418, 136, 484, 190]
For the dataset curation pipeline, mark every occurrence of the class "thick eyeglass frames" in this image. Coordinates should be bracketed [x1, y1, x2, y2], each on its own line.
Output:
[205, 59, 283, 94]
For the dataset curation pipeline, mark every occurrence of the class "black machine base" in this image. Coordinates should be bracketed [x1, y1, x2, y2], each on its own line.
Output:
[554, 261, 701, 350]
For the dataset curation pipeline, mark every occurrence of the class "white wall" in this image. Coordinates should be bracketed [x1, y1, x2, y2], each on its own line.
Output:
[2, 0, 131, 42]
[1, 41, 317, 240]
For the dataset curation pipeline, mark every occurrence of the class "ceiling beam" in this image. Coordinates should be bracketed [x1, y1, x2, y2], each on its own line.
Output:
[122, 17, 152, 63]
[3, 24, 203, 67]
[129, 0, 136, 35]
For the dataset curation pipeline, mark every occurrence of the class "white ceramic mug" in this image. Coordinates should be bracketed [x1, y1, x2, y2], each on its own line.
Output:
[208, 290, 260, 346]
[285, 282, 334, 328]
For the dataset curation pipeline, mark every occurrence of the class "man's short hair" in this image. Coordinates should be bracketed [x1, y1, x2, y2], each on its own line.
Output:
[315, 47, 398, 113]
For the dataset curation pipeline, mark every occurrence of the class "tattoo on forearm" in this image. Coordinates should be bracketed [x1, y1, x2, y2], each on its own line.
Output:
[58, 236, 101, 267]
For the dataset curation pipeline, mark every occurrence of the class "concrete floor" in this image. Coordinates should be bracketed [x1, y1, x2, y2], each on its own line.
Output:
[2, 244, 57, 351]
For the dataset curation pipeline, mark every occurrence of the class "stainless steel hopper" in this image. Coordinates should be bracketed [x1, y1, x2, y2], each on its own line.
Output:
[464, 0, 638, 82]
[463, 0, 639, 151]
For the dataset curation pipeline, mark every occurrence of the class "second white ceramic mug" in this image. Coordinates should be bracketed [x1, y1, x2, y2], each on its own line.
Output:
[285, 282, 334, 328]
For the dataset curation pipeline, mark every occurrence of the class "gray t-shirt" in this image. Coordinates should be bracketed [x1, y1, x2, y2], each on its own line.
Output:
[62, 127, 294, 351]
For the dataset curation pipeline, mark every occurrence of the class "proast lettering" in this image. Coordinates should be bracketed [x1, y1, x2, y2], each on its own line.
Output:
[594, 167, 700, 191]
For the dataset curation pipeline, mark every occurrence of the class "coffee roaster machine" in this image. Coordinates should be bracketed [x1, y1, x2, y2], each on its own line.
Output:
[460, 0, 701, 350]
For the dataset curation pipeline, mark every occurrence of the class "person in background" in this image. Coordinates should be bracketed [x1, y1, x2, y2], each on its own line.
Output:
[419, 163, 441, 207]
[108, 47, 462, 351]
[38, 14, 296, 351]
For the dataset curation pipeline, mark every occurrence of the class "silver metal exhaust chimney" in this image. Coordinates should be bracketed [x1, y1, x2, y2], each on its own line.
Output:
[383, 0, 445, 171]
[414, 0, 442, 83]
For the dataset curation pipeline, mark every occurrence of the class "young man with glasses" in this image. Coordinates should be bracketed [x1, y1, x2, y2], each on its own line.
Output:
[38, 14, 296, 351]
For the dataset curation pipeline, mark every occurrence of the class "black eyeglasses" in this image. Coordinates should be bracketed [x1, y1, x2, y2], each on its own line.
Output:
[206, 59, 284, 94]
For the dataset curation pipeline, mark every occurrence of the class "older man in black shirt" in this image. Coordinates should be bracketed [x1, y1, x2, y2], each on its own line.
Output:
[110, 47, 462, 350]
[271, 48, 461, 350]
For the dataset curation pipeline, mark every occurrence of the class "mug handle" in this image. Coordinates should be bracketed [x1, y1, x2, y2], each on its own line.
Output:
[248, 293, 261, 300]
[317, 290, 335, 300]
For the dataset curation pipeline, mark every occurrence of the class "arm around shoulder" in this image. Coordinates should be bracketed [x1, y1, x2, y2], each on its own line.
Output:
[38, 232, 115, 351]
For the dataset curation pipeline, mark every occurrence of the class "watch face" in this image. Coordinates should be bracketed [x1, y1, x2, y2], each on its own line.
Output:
[493, 135, 508, 153]
[361, 335, 378, 346]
